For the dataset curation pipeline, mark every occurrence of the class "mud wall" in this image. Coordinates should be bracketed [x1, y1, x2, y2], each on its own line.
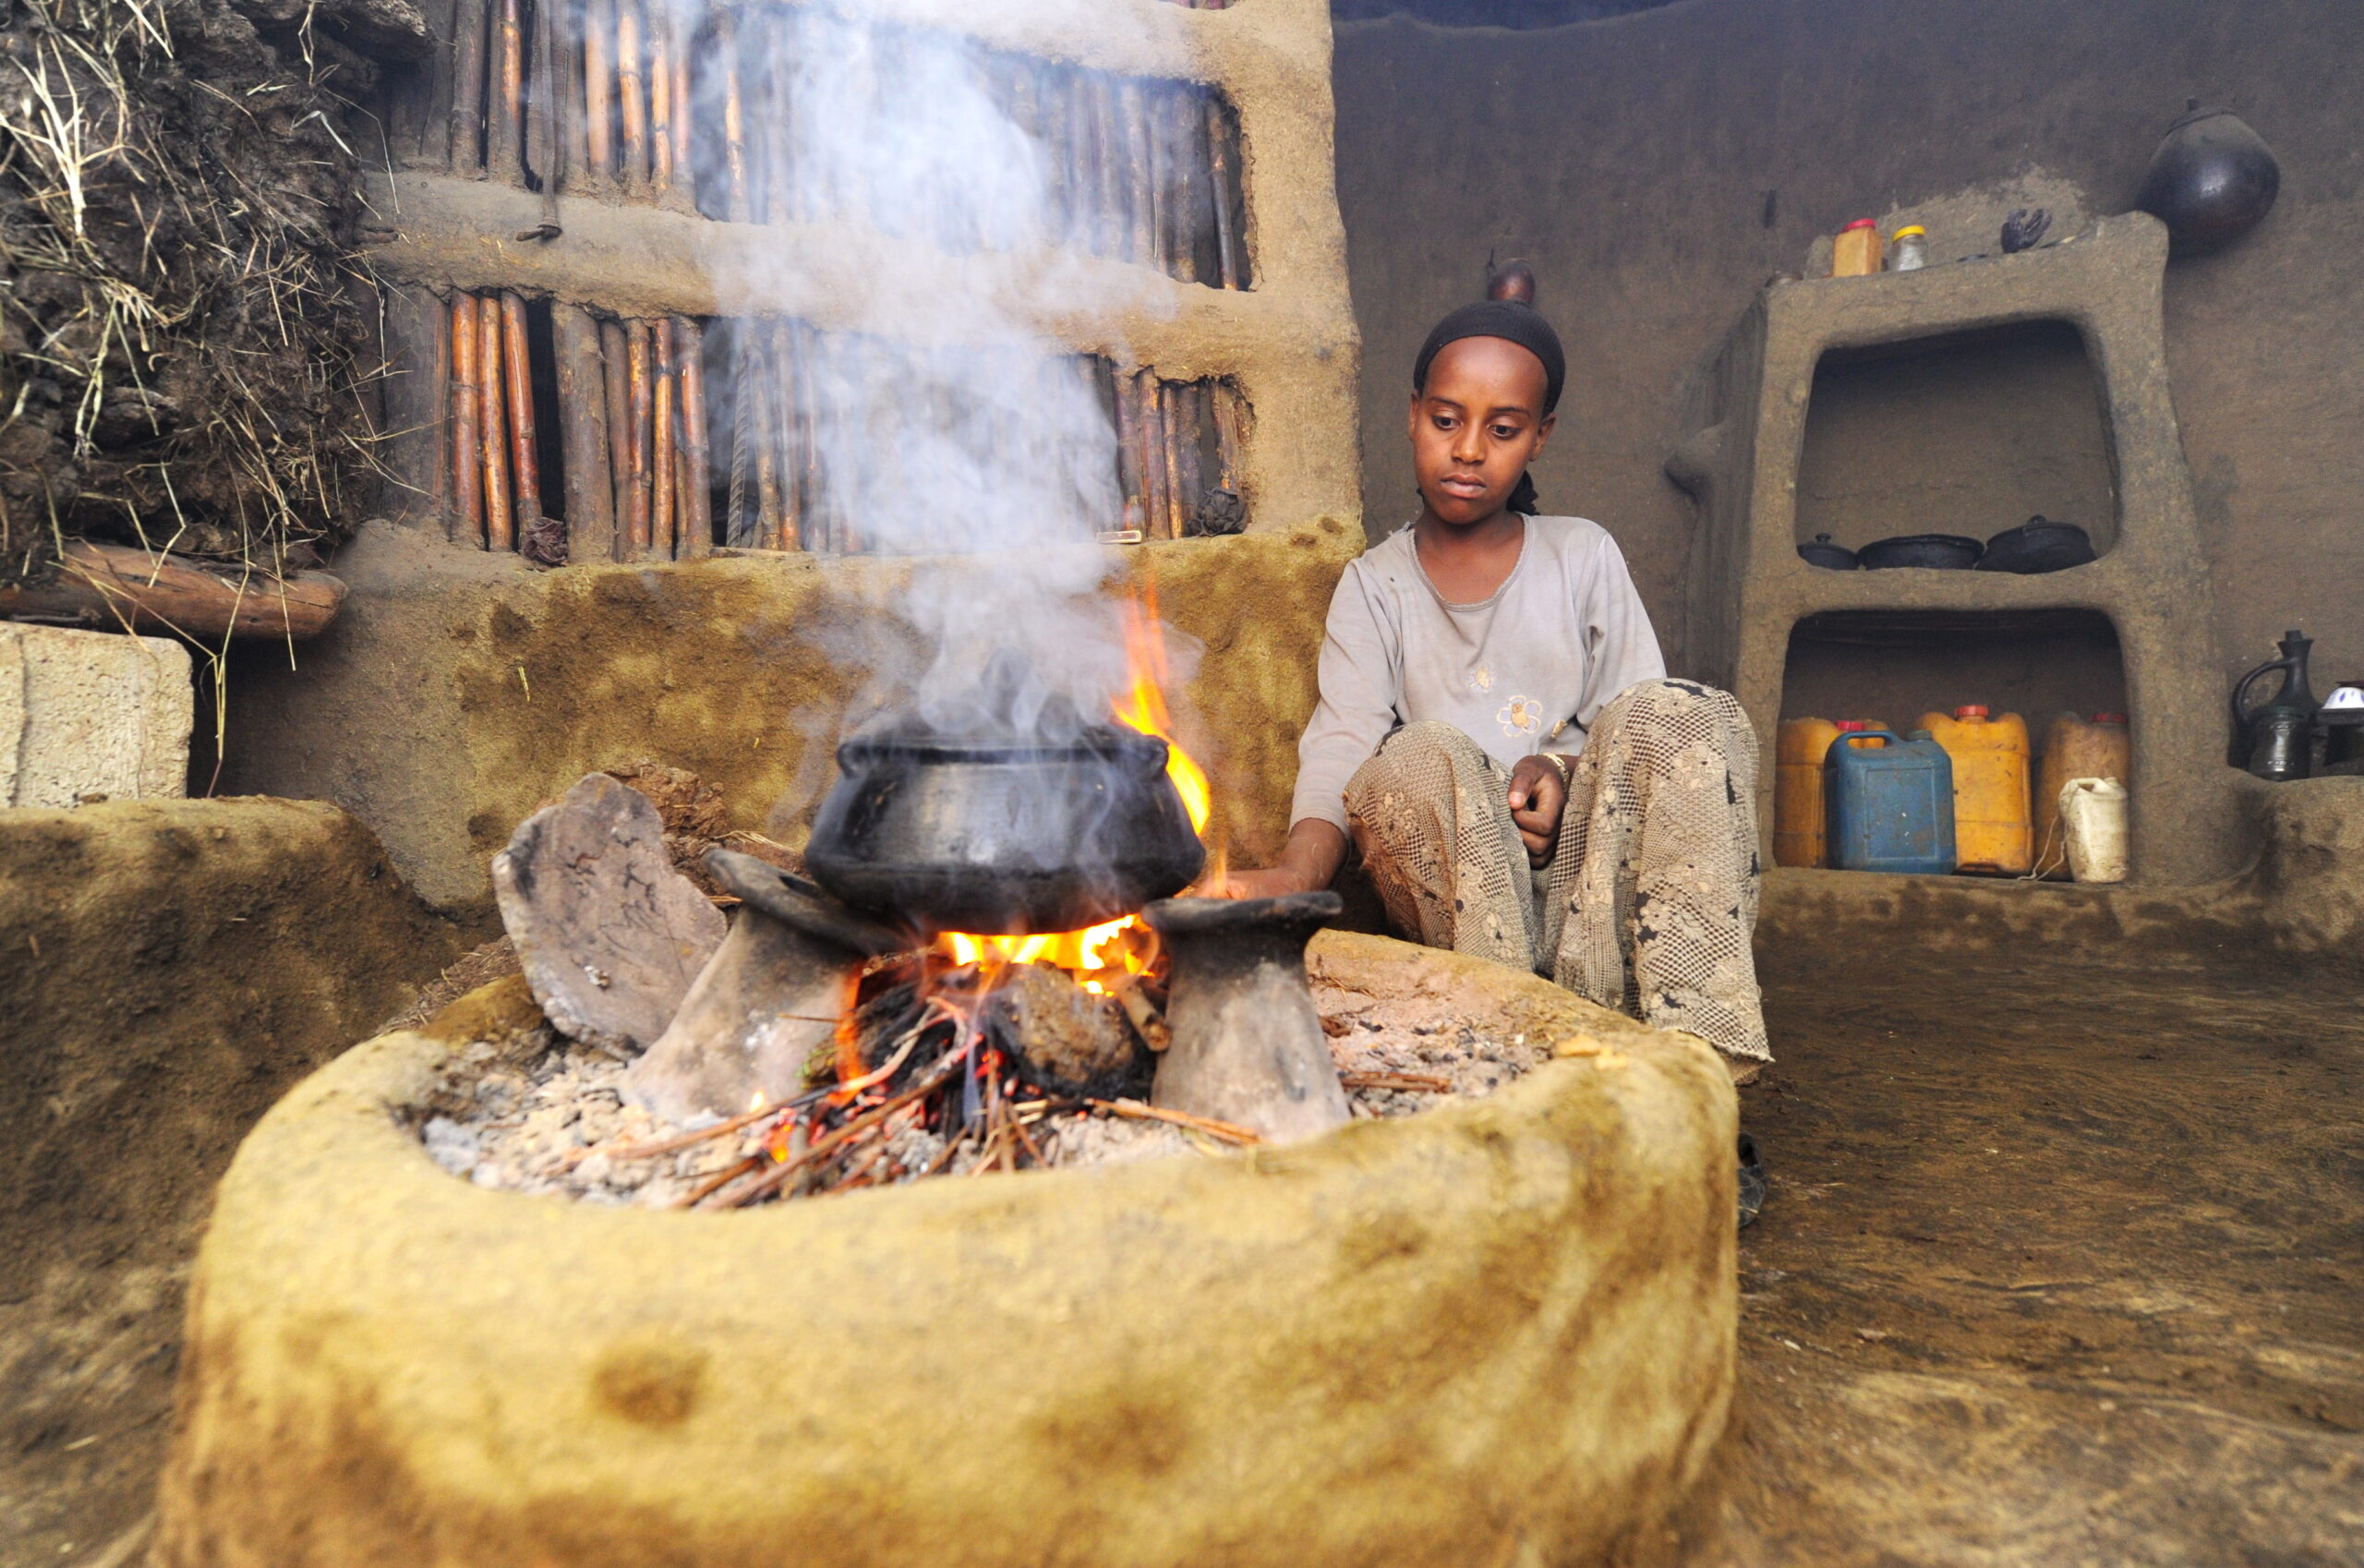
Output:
[1333, 0, 2364, 689]
[215, 519, 1360, 909]
[0, 800, 466, 1562]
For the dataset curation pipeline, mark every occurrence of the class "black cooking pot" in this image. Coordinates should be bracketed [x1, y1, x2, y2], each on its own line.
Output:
[1796, 533, 1859, 570]
[1857, 533, 1984, 570]
[1977, 515, 2095, 574]
[805, 718, 1205, 935]
[2135, 103, 2279, 257]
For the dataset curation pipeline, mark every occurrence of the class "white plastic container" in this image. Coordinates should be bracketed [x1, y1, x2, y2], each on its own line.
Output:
[2059, 777, 2129, 884]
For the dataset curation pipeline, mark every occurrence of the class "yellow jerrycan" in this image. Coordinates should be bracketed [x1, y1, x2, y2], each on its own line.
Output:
[1776, 719, 1890, 867]
[1918, 706, 2032, 874]
[2034, 712, 2131, 878]
[1775, 719, 1839, 867]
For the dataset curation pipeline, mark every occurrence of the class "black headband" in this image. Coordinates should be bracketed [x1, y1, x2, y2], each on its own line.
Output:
[1411, 300, 1565, 415]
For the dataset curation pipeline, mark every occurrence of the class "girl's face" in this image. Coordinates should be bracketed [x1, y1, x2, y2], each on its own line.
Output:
[1407, 336, 1555, 526]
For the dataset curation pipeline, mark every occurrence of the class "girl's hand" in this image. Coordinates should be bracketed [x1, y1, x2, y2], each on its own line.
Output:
[1506, 754, 1571, 865]
[1199, 865, 1315, 900]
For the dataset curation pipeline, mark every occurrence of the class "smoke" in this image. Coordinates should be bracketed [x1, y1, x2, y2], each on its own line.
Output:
[695, 3, 1188, 742]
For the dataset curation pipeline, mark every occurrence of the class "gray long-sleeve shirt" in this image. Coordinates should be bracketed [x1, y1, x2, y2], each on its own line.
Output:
[1289, 515, 1666, 832]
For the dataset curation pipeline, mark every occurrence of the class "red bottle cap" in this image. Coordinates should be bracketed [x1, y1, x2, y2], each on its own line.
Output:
[1834, 719, 1868, 730]
[1954, 705, 1988, 719]
[2093, 712, 2127, 724]
[1842, 219, 1878, 232]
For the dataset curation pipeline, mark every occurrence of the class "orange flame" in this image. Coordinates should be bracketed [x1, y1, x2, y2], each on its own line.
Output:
[1112, 581, 1212, 837]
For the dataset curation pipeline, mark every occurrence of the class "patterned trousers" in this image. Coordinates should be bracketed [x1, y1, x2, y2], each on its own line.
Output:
[1342, 678, 1769, 1064]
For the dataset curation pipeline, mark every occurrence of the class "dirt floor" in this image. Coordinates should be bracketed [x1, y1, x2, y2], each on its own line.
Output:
[9, 894, 2360, 1565]
[1668, 925, 2364, 1565]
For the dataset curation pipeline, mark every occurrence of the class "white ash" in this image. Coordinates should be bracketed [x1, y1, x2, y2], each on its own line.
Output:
[417, 988, 1545, 1207]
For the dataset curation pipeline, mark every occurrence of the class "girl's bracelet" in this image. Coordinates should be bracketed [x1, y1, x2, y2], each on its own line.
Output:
[1541, 752, 1573, 790]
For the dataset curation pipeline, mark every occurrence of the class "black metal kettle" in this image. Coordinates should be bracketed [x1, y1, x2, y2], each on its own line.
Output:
[2232, 629, 2320, 781]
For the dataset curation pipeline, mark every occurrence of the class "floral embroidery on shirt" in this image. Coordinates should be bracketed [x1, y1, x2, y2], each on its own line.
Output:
[1467, 666, 1495, 693]
[1498, 695, 1542, 737]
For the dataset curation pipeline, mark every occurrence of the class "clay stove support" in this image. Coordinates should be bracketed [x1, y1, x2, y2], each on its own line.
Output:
[1144, 891, 1348, 1143]
[625, 849, 912, 1124]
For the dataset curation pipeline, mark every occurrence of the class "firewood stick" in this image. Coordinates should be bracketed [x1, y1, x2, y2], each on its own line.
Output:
[722, 1055, 963, 1207]
[651, 319, 677, 559]
[1135, 368, 1169, 540]
[673, 1155, 764, 1208]
[1087, 1097, 1260, 1145]
[1207, 95, 1241, 290]
[450, 0, 488, 173]
[1158, 379, 1187, 538]
[477, 296, 514, 550]
[552, 303, 616, 561]
[1339, 1070, 1453, 1092]
[583, 0, 612, 180]
[448, 295, 484, 545]
[717, 7, 749, 222]
[500, 291, 541, 523]
[645, 0, 672, 192]
[625, 319, 653, 556]
[598, 317, 632, 539]
[493, 0, 525, 182]
[615, 0, 646, 193]
[675, 316, 712, 555]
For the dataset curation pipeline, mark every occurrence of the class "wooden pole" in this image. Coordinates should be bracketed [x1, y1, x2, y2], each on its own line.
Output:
[526, 0, 560, 191]
[1062, 67, 1092, 252]
[764, 15, 797, 223]
[478, 296, 514, 551]
[1116, 80, 1154, 267]
[1087, 74, 1122, 260]
[718, 7, 749, 222]
[645, 0, 672, 193]
[450, 0, 488, 174]
[449, 294, 484, 546]
[1158, 379, 1188, 537]
[675, 316, 712, 555]
[667, 7, 691, 201]
[625, 319, 654, 556]
[416, 0, 458, 167]
[1111, 361, 1142, 533]
[616, 0, 647, 194]
[552, 303, 617, 562]
[494, 0, 525, 182]
[1165, 85, 1200, 284]
[651, 319, 677, 559]
[1174, 377, 1207, 533]
[725, 327, 754, 546]
[500, 291, 542, 523]
[583, 0, 612, 184]
[1135, 368, 1169, 539]
[1208, 96, 1245, 290]
[1214, 379, 1242, 495]
[555, 0, 586, 187]
[782, 320, 812, 549]
[597, 319, 631, 537]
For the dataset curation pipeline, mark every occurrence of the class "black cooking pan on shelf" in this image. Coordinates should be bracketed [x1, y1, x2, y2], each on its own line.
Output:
[1857, 533, 1984, 570]
[1977, 515, 2095, 573]
[1796, 533, 1859, 570]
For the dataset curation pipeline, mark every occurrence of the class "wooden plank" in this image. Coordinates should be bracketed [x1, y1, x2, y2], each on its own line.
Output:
[552, 302, 617, 561]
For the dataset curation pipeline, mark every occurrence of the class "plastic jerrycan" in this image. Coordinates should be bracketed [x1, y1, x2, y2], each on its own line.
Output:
[1775, 719, 1840, 867]
[2034, 713, 2131, 878]
[1778, 720, 1894, 867]
[1825, 730, 1957, 874]
[1919, 706, 2032, 874]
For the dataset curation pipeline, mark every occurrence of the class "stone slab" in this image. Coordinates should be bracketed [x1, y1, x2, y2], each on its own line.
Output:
[0, 622, 191, 807]
[492, 772, 726, 1055]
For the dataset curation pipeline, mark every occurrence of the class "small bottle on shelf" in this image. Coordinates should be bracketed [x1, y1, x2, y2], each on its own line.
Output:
[1832, 219, 1883, 277]
[1888, 223, 1929, 271]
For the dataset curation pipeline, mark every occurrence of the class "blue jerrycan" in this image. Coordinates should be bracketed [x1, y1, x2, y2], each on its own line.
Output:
[1825, 730, 1957, 874]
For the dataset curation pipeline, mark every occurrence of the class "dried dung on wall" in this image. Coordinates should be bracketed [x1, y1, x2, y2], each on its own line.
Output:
[0, 0, 422, 587]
